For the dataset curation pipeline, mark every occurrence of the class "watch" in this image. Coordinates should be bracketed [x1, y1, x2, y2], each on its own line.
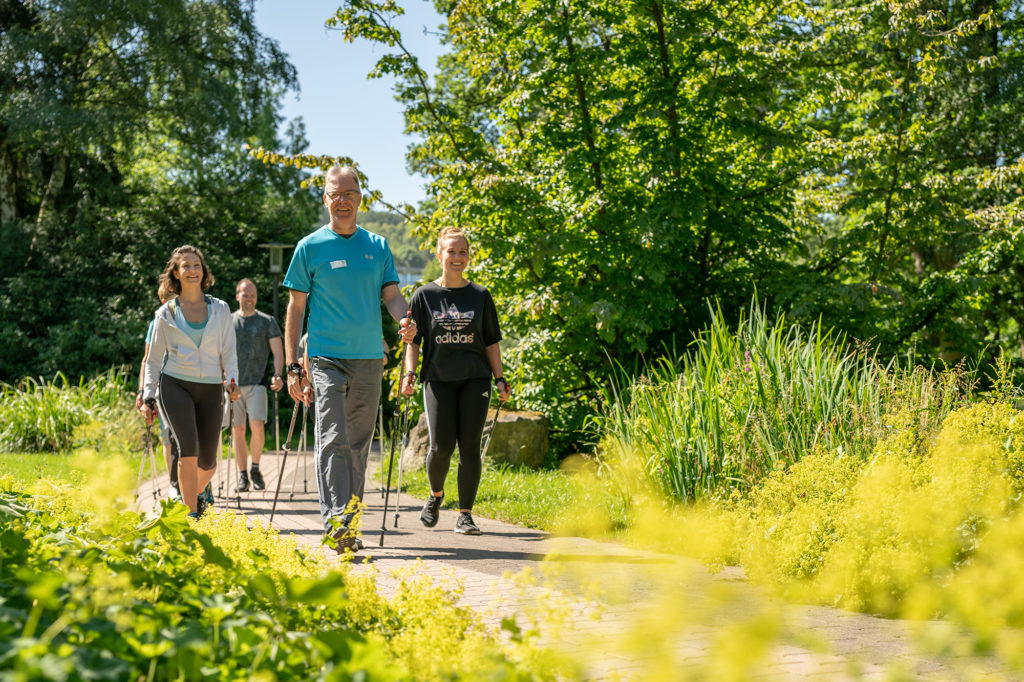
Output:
[495, 377, 509, 391]
[144, 397, 156, 410]
[287, 362, 304, 377]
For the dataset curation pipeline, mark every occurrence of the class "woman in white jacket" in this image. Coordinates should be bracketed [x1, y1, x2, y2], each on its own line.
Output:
[141, 245, 240, 518]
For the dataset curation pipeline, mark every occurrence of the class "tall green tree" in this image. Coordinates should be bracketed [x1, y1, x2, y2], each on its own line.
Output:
[321, 0, 828, 450]
[0, 0, 319, 381]
[788, 0, 1024, 365]
[257, 0, 1023, 454]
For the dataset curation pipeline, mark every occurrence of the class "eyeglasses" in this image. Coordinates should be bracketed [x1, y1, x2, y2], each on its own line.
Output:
[325, 190, 362, 203]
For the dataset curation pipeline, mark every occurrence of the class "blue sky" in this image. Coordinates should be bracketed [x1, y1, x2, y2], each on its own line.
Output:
[253, 1, 447, 208]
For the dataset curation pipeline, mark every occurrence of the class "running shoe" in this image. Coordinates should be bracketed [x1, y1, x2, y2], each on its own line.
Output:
[201, 482, 214, 507]
[250, 466, 265, 491]
[331, 526, 360, 554]
[187, 511, 201, 521]
[237, 470, 250, 493]
[454, 512, 481, 535]
[420, 494, 443, 528]
[167, 481, 181, 502]
[196, 495, 208, 518]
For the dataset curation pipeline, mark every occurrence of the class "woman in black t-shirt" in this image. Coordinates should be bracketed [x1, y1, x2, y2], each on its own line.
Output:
[400, 227, 511, 535]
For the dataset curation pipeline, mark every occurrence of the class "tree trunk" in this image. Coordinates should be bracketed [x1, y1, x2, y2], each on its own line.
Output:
[0, 138, 16, 226]
[36, 153, 67, 227]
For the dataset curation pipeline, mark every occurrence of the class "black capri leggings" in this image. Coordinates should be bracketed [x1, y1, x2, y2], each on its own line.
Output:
[158, 373, 224, 471]
[423, 377, 492, 511]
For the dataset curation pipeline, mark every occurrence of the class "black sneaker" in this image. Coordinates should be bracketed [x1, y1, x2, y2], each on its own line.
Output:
[237, 470, 250, 493]
[250, 466, 265, 491]
[196, 495, 208, 518]
[420, 494, 443, 528]
[454, 512, 481, 535]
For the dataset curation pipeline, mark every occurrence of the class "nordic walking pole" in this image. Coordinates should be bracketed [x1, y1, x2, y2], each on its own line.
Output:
[144, 422, 161, 501]
[378, 402, 386, 498]
[394, 390, 411, 528]
[135, 419, 149, 501]
[288, 402, 306, 501]
[379, 406, 401, 547]
[481, 402, 503, 461]
[393, 311, 415, 529]
[274, 390, 280, 452]
[268, 399, 302, 528]
[228, 389, 240, 509]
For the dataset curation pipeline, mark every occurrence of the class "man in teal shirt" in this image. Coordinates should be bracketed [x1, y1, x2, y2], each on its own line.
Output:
[283, 164, 415, 553]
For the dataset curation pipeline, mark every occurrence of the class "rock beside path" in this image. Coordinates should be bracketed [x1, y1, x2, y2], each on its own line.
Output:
[402, 408, 549, 469]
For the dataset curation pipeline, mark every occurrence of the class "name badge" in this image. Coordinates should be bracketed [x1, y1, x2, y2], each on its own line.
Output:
[330, 260, 347, 269]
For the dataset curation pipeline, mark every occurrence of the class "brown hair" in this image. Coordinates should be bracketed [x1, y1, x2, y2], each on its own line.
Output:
[236, 277, 256, 293]
[158, 245, 215, 295]
[436, 226, 470, 255]
[157, 282, 176, 304]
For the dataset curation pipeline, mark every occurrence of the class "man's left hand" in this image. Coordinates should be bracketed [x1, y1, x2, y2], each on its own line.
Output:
[270, 375, 284, 392]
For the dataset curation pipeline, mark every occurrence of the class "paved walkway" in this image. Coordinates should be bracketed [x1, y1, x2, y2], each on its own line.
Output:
[135, 448, 1016, 680]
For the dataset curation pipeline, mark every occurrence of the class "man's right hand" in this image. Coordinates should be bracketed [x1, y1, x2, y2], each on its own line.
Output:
[287, 372, 312, 405]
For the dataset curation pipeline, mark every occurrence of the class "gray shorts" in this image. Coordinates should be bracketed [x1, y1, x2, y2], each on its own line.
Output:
[225, 385, 268, 427]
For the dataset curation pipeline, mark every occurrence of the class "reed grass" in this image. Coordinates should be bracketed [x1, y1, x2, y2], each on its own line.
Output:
[0, 369, 134, 452]
[592, 301, 976, 502]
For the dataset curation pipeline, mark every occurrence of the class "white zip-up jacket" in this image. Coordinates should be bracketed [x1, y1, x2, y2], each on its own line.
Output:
[143, 296, 239, 400]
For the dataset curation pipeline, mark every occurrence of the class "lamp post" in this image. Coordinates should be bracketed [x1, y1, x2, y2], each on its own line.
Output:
[259, 242, 292, 452]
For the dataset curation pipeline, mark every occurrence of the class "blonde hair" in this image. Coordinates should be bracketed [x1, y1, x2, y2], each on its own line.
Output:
[436, 226, 471, 254]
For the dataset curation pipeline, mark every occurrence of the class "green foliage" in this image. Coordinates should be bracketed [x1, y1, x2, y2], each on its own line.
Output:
[264, 0, 1024, 456]
[694, 401, 1024, 619]
[0, 369, 136, 453]
[360, 210, 433, 275]
[0, 0, 320, 383]
[0, 481, 540, 681]
[592, 301, 975, 502]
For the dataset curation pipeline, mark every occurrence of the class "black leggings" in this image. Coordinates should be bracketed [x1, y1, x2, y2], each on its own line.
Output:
[159, 374, 223, 471]
[423, 377, 491, 511]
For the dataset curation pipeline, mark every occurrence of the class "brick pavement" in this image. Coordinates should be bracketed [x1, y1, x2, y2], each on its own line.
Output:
[135, 447, 1017, 680]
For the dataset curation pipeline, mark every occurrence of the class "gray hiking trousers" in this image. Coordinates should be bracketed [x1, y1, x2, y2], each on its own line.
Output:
[309, 357, 382, 532]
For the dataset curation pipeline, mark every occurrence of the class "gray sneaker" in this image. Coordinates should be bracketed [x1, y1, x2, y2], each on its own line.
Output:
[454, 512, 481, 535]
[331, 526, 360, 553]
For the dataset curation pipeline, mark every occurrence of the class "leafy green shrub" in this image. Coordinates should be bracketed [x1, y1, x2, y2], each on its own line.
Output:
[0, 369, 135, 453]
[0, 481, 543, 681]
[739, 450, 862, 586]
[703, 401, 1024, 620]
[592, 301, 975, 502]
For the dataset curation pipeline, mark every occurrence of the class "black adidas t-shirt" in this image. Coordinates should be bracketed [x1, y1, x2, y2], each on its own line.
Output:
[410, 281, 502, 382]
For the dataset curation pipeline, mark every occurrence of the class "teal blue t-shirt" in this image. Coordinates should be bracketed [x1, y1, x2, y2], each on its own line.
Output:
[283, 225, 399, 360]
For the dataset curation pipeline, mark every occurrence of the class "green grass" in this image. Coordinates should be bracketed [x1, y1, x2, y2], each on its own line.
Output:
[0, 451, 82, 485]
[0, 447, 147, 488]
[381, 464, 581, 531]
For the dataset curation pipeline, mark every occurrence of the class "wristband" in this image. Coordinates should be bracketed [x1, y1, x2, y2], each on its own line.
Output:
[404, 371, 416, 381]
[144, 398, 156, 410]
[495, 377, 509, 391]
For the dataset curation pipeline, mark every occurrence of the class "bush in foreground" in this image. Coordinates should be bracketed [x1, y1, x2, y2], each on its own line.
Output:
[0, 474, 552, 681]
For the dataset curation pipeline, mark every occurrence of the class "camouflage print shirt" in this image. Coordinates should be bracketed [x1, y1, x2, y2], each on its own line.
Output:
[232, 310, 282, 386]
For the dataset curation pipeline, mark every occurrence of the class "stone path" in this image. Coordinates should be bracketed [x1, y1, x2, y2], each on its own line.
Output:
[135, 448, 1017, 681]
